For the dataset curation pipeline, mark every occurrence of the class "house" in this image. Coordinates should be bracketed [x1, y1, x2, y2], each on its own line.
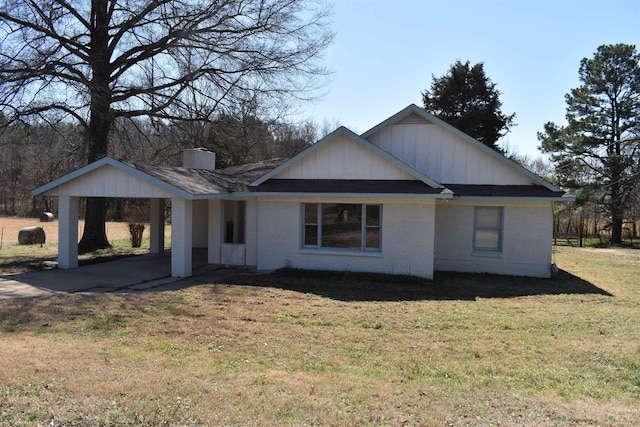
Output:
[33, 104, 571, 279]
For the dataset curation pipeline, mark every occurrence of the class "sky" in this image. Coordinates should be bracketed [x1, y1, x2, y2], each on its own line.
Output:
[298, 0, 640, 158]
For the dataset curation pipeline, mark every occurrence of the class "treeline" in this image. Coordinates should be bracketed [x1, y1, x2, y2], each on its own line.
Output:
[553, 194, 640, 244]
[509, 151, 640, 245]
[0, 111, 329, 218]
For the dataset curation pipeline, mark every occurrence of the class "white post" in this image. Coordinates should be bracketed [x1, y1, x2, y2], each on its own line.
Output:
[58, 196, 79, 269]
[171, 196, 192, 277]
[149, 198, 165, 254]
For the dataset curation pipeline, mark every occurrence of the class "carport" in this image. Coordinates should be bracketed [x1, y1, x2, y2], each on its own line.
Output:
[31, 150, 217, 278]
[32, 150, 283, 278]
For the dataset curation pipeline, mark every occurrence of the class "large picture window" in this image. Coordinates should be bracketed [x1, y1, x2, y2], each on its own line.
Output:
[302, 203, 382, 251]
[473, 206, 503, 253]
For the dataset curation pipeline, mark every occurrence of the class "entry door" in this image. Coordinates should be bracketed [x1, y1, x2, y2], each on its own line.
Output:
[221, 200, 246, 265]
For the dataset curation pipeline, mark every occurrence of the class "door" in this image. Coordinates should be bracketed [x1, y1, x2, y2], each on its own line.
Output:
[221, 200, 246, 265]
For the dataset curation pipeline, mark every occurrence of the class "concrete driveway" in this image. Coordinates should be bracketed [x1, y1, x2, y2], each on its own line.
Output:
[0, 252, 239, 298]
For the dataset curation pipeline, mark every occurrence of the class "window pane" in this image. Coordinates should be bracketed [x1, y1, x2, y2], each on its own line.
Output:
[476, 207, 500, 228]
[366, 205, 380, 226]
[475, 229, 500, 250]
[366, 227, 380, 249]
[321, 204, 361, 249]
[304, 225, 318, 246]
[304, 203, 318, 224]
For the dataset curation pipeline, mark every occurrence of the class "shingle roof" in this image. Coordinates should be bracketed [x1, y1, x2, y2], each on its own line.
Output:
[122, 159, 286, 195]
[249, 179, 449, 194]
[249, 179, 566, 199]
[444, 184, 566, 198]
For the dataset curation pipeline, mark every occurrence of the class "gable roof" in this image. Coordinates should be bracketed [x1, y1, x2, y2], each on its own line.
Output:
[361, 104, 562, 192]
[32, 157, 284, 200]
[250, 126, 443, 188]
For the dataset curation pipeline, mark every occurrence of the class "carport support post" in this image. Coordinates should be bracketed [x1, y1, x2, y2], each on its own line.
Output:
[58, 196, 79, 269]
[171, 197, 192, 277]
[149, 198, 165, 254]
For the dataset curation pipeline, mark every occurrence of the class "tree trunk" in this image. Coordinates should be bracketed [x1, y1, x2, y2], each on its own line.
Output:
[611, 215, 623, 245]
[78, 0, 112, 253]
[610, 183, 624, 245]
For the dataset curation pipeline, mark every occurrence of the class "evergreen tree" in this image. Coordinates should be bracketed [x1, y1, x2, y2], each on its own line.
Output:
[539, 44, 640, 245]
[422, 60, 515, 150]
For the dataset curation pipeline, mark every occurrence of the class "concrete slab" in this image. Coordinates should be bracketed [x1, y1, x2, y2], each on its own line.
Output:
[0, 251, 257, 299]
[0, 252, 172, 298]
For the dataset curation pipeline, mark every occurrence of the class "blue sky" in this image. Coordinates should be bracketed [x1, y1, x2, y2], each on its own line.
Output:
[299, 0, 640, 158]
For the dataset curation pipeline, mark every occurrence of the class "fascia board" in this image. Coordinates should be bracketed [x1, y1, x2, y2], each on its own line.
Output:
[32, 157, 115, 196]
[452, 196, 575, 202]
[225, 191, 453, 199]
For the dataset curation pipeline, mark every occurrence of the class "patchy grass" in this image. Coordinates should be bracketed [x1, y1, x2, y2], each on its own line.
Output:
[0, 246, 639, 425]
[0, 217, 171, 273]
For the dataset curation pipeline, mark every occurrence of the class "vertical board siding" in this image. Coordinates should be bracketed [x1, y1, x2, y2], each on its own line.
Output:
[274, 135, 415, 181]
[53, 165, 174, 198]
[367, 124, 532, 185]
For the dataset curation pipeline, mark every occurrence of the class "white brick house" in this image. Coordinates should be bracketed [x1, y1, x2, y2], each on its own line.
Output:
[33, 105, 570, 279]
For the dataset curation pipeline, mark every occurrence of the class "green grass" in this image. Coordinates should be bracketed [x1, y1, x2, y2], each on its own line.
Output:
[0, 238, 152, 274]
[0, 246, 639, 425]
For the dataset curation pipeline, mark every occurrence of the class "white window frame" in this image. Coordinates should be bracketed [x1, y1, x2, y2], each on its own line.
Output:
[473, 206, 504, 254]
[301, 203, 382, 252]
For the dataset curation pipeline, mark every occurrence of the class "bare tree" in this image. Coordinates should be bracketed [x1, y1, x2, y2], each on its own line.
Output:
[0, 0, 333, 251]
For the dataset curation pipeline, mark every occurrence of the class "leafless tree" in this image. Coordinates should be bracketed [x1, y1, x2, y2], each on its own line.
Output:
[0, 0, 333, 251]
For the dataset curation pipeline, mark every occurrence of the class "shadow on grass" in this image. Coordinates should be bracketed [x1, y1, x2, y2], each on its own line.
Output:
[221, 267, 612, 302]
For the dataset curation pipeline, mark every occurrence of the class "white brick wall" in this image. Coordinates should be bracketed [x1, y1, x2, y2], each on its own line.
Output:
[255, 197, 436, 278]
[433, 200, 554, 277]
[171, 196, 192, 277]
[245, 198, 258, 266]
[208, 199, 221, 264]
[192, 200, 209, 248]
[58, 196, 79, 269]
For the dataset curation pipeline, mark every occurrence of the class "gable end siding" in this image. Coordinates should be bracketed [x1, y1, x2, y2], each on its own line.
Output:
[273, 134, 416, 181]
[41, 164, 175, 198]
[366, 123, 532, 186]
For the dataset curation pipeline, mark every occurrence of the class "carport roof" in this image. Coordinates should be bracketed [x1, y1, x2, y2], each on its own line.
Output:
[126, 158, 286, 195]
[32, 156, 286, 199]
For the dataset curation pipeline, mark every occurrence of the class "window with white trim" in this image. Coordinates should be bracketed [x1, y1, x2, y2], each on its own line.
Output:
[473, 206, 503, 252]
[302, 203, 381, 251]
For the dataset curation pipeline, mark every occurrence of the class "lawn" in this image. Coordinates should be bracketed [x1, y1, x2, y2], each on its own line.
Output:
[0, 246, 639, 426]
[0, 217, 166, 274]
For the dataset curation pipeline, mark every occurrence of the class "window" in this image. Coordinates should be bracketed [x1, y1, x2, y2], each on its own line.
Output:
[473, 206, 503, 252]
[302, 203, 382, 251]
